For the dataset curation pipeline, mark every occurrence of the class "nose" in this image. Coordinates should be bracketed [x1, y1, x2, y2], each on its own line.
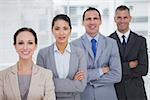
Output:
[89, 19, 95, 24]
[120, 18, 125, 22]
[23, 44, 28, 50]
[59, 29, 65, 35]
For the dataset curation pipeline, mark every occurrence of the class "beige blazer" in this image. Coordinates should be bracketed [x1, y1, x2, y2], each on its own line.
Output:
[0, 63, 56, 100]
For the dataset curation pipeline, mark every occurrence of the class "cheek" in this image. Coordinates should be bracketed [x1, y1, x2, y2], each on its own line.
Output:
[53, 33, 59, 38]
[15, 46, 21, 52]
[30, 45, 36, 51]
[66, 32, 71, 38]
[32, 47, 37, 52]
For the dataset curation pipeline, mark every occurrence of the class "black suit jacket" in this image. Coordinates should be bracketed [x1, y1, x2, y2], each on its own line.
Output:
[109, 31, 148, 100]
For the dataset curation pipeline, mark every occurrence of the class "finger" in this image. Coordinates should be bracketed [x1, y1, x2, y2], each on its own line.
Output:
[76, 72, 85, 76]
[76, 74, 85, 79]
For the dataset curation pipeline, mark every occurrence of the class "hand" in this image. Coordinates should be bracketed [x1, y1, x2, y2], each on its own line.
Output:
[129, 60, 138, 68]
[73, 70, 85, 81]
[102, 65, 110, 74]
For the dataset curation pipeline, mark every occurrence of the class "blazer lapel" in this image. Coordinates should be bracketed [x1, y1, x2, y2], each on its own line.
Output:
[124, 32, 136, 58]
[81, 35, 95, 59]
[94, 34, 105, 63]
[112, 32, 124, 57]
[10, 64, 21, 100]
[27, 64, 38, 100]
[67, 46, 75, 79]
[49, 44, 59, 78]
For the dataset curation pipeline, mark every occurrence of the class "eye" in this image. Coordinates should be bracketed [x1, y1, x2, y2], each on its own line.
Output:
[28, 41, 33, 44]
[93, 17, 99, 20]
[18, 42, 24, 45]
[124, 17, 128, 19]
[85, 18, 91, 21]
[117, 17, 121, 19]
[54, 27, 60, 30]
[63, 27, 69, 30]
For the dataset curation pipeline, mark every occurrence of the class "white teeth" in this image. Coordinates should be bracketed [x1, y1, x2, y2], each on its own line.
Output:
[90, 26, 95, 29]
[22, 51, 29, 55]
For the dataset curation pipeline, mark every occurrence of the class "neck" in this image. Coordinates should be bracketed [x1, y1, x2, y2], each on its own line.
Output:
[88, 32, 97, 38]
[17, 59, 33, 74]
[56, 42, 68, 54]
[118, 28, 129, 34]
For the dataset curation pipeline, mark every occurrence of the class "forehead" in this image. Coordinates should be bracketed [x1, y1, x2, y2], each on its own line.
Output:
[16, 31, 34, 40]
[54, 19, 69, 26]
[84, 10, 99, 18]
[115, 9, 130, 16]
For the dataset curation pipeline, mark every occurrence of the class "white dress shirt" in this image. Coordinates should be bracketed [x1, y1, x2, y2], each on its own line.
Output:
[54, 43, 71, 79]
[116, 30, 130, 44]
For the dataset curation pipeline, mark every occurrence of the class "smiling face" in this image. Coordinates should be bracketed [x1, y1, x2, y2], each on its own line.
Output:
[114, 9, 131, 33]
[83, 10, 101, 37]
[52, 19, 71, 45]
[14, 31, 37, 60]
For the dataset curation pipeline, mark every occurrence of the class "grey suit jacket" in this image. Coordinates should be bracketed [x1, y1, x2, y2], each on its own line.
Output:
[36, 43, 87, 100]
[71, 33, 122, 100]
[0, 63, 56, 100]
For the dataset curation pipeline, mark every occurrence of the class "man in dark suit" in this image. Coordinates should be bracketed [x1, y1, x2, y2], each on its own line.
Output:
[109, 5, 148, 100]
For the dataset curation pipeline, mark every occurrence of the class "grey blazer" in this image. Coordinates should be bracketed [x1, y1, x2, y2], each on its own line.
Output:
[71, 34, 122, 100]
[36, 43, 87, 100]
[0, 64, 56, 100]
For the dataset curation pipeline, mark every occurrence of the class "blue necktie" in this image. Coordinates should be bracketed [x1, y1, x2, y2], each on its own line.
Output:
[91, 39, 97, 58]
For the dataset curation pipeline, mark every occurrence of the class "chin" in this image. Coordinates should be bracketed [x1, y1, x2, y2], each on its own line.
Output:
[20, 56, 32, 60]
[58, 40, 67, 44]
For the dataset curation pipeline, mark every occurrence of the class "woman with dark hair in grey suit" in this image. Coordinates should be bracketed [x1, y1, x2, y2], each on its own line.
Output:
[37, 14, 87, 100]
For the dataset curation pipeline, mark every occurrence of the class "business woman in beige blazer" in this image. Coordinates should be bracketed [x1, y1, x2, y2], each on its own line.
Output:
[0, 27, 56, 100]
[0, 64, 55, 100]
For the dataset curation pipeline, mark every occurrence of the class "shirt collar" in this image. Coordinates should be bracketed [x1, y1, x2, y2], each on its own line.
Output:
[116, 29, 130, 39]
[54, 43, 71, 53]
[86, 32, 100, 42]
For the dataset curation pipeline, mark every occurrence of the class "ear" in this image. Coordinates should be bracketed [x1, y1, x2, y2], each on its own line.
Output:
[114, 16, 116, 23]
[14, 44, 17, 51]
[82, 21, 84, 26]
[35, 44, 37, 50]
[129, 16, 132, 22]
[100, 19, 102, 25]
[14, 44, 16, 48]
[70, 29, 72, 34]
[51, 28, 54, 34]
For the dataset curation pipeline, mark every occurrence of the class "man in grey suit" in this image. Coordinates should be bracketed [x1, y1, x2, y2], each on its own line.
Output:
[109, 5, 148, 100]
[72, 7, 122, 100]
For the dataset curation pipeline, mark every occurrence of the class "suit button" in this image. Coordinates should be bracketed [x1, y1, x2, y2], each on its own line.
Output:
[124, 80, 127, 84]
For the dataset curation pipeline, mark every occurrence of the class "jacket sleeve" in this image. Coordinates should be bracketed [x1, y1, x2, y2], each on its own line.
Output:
[44, 70, 56, 100]
[121, 37, 148, 78]
[89, 41, 122, 87]
[131, 38, 148, 76]
[0, 71, 4, 100]
[36, 49, 46, 68]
